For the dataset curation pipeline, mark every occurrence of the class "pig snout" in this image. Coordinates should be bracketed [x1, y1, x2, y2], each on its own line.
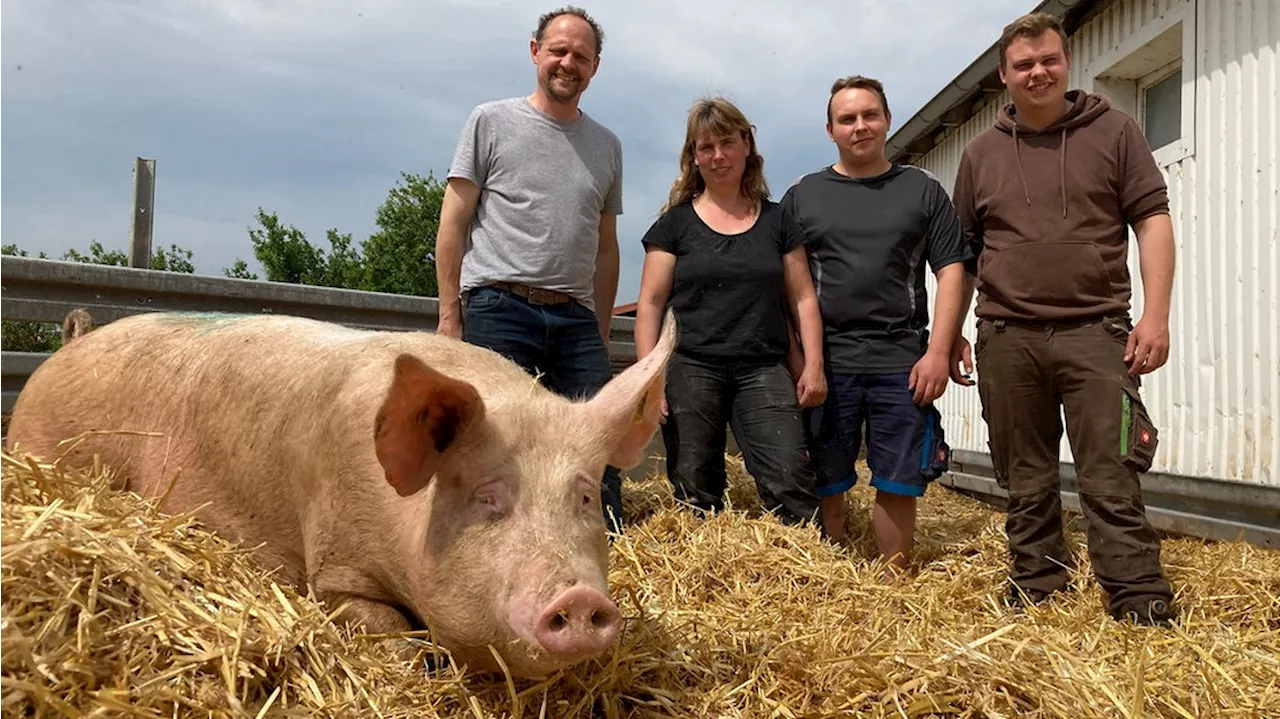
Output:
[534, 585, 621, 662]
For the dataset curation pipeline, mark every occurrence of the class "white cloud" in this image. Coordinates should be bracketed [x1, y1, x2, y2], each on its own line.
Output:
[2, 0, 1036, 302]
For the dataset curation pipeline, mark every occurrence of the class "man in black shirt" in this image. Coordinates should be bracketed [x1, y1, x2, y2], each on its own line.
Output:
[782, 76, 971, 571]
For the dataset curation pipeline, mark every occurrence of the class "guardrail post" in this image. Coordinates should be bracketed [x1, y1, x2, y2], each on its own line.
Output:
[129, 157, 156, 269]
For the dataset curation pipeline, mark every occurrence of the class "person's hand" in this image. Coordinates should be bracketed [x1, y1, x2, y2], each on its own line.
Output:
[909, 350, 949, 405]
[796, 364, 827, 409]
[659, 397, 669, 424]
[1125, 316, 1170, 375]
[436, 314, 463, 340]
[950, 335, 975, 386]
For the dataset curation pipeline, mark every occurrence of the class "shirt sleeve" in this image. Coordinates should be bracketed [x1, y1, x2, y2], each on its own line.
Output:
[603, 136, 624, 215]
[1117, 116, 1170, 224]
[923, 176, 971, 273]
[778, 200, 806, 254]
[952, 149, 983, 276]
[640, 208, 678, 254]
[448, 105, 491, 187]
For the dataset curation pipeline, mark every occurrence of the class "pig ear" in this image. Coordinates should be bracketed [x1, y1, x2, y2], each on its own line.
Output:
[374, 354, 485, 497]
[586, 309, 678, 468]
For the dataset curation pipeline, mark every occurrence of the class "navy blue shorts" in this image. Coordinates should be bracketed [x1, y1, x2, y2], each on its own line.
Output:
[803, 372, 951, 498]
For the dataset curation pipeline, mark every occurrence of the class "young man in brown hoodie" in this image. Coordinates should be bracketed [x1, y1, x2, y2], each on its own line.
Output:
[951, 12, 1178, 626]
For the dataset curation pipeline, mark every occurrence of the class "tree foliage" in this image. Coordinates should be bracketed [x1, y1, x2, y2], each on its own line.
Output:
[361, 171, 443, 297]
[227, 172, 444, 297]
[61, 239, 197, 274]
[3, 170, 445, 354]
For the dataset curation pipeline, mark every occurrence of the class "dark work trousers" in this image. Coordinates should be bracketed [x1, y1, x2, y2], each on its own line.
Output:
[975, 315, 1173, 612]
[661, 353, 822, 526]
[462, 286, 624, 534]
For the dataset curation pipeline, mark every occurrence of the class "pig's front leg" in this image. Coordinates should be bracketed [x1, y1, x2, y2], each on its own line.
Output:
[311, 564, 416, 633]
[326, 595, 444, 671]
[327, 594, 416, 634]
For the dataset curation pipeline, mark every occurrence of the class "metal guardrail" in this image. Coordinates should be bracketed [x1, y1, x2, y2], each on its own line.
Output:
[0, 256, 637, 413]
[944, 450, 1280, 548]
[4, 256, 1277, 548]
[1, 353, 48, 418]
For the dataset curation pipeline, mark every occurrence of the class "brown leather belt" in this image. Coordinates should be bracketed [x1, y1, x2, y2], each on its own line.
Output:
[476, 281, 574, 305]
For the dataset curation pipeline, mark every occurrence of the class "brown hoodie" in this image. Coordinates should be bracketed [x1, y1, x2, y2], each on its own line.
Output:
[953, 90, 1170, 322]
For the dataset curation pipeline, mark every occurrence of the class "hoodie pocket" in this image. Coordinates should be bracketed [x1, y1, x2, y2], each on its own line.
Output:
[982, 242, 1113, 309]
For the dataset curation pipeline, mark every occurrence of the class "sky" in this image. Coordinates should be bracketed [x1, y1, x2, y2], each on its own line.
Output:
[1, 0, 1036, 305]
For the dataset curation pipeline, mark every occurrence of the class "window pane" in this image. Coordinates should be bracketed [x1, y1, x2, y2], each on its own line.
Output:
[1144, 68, 1182, 150]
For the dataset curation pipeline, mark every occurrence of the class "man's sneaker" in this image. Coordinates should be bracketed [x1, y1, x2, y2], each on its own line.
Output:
[1112, 597, 1177, 627]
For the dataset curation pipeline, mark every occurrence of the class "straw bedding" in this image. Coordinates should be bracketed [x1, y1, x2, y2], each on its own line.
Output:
[2, 449, 1277, 718]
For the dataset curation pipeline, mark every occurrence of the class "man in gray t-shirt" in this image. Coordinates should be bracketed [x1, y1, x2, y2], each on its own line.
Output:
[448, 96, 622, 311]
[434, 7, 626, 531]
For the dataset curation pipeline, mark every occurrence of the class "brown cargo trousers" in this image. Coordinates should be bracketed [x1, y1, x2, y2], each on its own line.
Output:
[975, 314, 1173, 613]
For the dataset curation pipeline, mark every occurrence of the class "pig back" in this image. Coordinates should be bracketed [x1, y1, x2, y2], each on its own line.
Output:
[5, 312, 459, 580]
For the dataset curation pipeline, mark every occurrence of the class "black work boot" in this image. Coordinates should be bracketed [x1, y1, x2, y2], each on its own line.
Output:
[1112, 597, 1177, 627]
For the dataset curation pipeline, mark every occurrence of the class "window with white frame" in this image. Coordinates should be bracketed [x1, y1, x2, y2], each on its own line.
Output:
[1139, 61, 1183, 152]
[1089, 3, 1195, 166]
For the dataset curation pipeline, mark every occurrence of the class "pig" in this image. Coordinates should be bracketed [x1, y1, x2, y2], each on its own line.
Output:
[5, 308, 678, 678]
[60, 307, 95, 345]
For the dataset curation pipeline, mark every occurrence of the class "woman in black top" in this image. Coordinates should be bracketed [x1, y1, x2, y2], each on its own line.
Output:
[633, 97, 826, 527]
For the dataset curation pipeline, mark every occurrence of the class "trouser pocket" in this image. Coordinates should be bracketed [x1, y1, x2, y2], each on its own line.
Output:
[1120, 386, 1158, 473]
[920, 405, 951, 481]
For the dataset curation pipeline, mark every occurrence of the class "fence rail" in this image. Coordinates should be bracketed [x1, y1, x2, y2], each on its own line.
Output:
[943, 451, 1279, 549]
[3, 255, 1277, 547]
[1, 256, 637, 414]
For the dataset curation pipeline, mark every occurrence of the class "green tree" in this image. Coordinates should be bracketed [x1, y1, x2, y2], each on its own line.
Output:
[233, 211, 366, 289]
[62, 239, 195, 274]
[2, 244, 47, 259]
[151, 244, 196, 273]
[243, 210, 326, 285]
[224, 258, 259, 280]
[62, 239, 128, 266]
[360, 172, 444, 297]
[321, 229, 365, 290]
[226, 171, 445, 297]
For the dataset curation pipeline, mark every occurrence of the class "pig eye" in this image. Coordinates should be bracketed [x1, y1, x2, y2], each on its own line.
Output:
[575, 476, 599, 512]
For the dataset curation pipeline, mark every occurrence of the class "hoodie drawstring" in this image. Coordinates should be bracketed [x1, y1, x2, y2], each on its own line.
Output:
[1013, 125, 1031, 206]
[1060, 127, 1068, 218]
[1011, 124, 1070, 217]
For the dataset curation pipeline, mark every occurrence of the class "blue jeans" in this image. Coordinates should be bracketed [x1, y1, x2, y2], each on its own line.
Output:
[462, 286, 623, 532]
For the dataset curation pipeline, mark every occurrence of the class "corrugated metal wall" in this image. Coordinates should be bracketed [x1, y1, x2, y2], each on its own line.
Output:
[920, 0, 1278, 487]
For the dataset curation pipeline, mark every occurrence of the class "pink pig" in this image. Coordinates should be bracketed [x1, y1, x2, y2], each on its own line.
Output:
[6, 309, 677, 678]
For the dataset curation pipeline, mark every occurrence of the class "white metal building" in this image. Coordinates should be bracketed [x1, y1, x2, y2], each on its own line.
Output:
[887, 0, 1278, 539]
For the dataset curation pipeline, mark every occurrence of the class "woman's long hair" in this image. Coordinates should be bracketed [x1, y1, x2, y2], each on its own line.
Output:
[662, 97, 770, 213]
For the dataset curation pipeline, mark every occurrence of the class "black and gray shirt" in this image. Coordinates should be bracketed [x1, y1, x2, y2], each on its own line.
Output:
[781, 164, 970, 374]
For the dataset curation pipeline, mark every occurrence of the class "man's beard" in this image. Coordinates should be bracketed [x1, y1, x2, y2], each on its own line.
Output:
[543, 71, 582, 101]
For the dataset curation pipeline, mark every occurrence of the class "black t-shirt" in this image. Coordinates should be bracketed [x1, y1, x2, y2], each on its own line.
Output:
[641, 199, 802, 364]
[781, 164, 971, 373]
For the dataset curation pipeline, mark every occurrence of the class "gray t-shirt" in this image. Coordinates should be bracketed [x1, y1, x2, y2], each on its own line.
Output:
[448, 97, 623, 310]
